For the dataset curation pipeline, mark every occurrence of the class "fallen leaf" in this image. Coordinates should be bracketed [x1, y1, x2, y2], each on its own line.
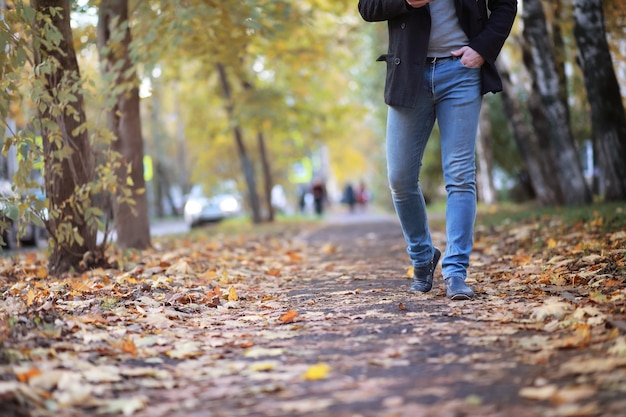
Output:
[15, 368, 42, 383]
[321, 243, 337, 254]
[530, 297, 571, 321]
[519, 385, 558, 400]
[608, 337, 626, 356]
[228, 286, 239, 301]
[26, 289, 37, 306]
[302, 363, 331, 380]
[279, 309, 298, 324]
[95, 396, 147, 416]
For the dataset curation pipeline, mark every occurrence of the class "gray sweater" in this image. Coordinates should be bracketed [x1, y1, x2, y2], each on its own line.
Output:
[428, 0, 469, 57]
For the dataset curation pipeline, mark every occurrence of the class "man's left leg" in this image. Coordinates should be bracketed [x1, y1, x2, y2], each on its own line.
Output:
[436, 59, 482, 300]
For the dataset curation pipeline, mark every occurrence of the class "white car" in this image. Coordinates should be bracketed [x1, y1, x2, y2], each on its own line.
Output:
[183, 187, 242, 228]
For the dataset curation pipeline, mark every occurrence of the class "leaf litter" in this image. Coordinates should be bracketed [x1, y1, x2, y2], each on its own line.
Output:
[0, 209, 624, 417]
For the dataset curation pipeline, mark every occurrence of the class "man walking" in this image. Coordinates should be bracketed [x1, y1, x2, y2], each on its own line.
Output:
[357, 0, 517, 299]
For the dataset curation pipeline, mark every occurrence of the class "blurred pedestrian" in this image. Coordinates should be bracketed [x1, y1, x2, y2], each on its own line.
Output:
[356, 181, 369, 210]
[310, 177, 327, 216]
[342, 182, 357, 212]
[358, 0, 517, 300]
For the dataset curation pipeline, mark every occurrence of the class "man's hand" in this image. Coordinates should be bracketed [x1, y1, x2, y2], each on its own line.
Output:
[405, 0, 432, 8]
[451, 46, 485, 68]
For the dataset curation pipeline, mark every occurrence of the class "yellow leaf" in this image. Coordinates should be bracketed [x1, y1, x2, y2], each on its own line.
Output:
[302, 363, 331, 380]
[26, 289, 37, 306]
[405, 267, 414, 278]
[220, 270, 230, 285]
[228, 286, 239, 301]
[250, 361, 277, 372]
[547, 238, 557, 249]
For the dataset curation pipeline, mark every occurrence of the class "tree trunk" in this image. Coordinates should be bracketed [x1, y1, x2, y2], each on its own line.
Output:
[476, 104, 496, 205]
[257, 131, 275, 222]
[549, 0, 571, 125]
[97, 0, 151, 249]
[573, 0, 626, 201]
[522, 0, 592, 205]
[216, 63, 262, 223]
[32, 0, 97, 274]
[496, 59, 561, 206]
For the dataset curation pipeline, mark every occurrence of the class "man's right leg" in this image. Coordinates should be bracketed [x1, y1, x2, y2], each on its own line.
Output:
[386, 104, 437, 288]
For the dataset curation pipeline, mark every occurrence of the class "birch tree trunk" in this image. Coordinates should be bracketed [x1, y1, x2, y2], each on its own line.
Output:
[573, 0, 626, 201]
[496, 60, 561, 206]
[476, 104, 496, 205]
[98, 0, 151, 249]
[522, 0, 591, 205]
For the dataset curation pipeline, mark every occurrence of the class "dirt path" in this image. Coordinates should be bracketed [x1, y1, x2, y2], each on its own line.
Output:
[136, 214, 623, 417]
[2, 210, 624, 417]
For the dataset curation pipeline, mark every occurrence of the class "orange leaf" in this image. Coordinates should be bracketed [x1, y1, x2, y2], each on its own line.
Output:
[287, 251, 302, 262]
[16, 368, 42, 382]
[113, 337, 138, 355]
[267, 269, 281, 277]
[279, 309, 298, 324]
[206, 286, 223, 298]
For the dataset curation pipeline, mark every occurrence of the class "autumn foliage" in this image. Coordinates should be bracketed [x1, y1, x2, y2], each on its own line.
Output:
[1, 204, 625, 416]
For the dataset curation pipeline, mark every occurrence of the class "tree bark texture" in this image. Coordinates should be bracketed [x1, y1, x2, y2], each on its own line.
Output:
[32, 0, 97, 274]
[496, 60, 561, 206]
[476, 103, 496, 205]
[257, 131, 275, 222]
[573, 0, 626, 201]
[549, 0, 571, 125]
[522, 0, 591, 205]
[216, 63, 262, 224]
[97, 0, 151, 249]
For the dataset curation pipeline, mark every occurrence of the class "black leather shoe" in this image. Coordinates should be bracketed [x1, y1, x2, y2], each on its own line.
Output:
[408, 248, 441, 293]
[444, 276, 474, 300]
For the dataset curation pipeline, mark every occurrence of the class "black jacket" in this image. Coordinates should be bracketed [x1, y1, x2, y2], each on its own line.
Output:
[358, 0, 517, 107]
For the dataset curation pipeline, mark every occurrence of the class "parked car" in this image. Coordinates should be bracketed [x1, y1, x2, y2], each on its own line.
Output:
[0, 179, 48, 249]
[183, 185, 242, 228]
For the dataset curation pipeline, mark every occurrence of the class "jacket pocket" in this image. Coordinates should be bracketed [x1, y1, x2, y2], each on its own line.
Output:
[376, 54, 389, 62]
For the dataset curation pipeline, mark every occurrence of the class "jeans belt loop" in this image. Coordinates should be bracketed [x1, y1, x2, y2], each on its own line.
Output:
[426, 56, 455, 64]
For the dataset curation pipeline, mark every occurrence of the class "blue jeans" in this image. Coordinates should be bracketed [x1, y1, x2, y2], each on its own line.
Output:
[386, 57, 482, 280]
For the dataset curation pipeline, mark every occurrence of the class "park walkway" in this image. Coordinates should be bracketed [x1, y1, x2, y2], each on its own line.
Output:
[2, 206, 624, 417]
[132, 208, 624, 417]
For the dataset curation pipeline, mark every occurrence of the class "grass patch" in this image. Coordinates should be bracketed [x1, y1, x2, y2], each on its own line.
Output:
[476, 201, 625, 233]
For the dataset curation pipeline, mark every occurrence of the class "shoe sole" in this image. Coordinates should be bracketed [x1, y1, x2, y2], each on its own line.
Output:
[449, 293, 472, 300]
[408, 287, 431, 293]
